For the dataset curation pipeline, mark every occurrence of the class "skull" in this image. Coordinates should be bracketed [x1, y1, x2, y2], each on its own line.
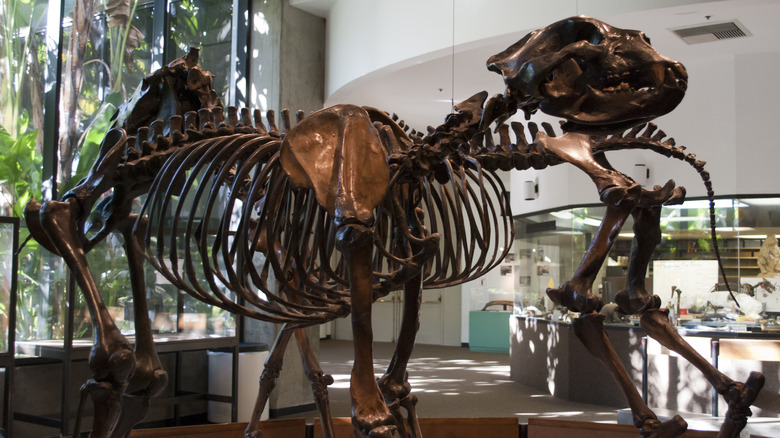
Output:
[487, 16, 687, 132]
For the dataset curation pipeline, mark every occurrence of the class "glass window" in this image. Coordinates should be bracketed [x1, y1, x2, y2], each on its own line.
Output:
[514, 197, 780, 327]
[0, 0, 48, 218]
[168, 0, 234, 103]
[0, 219, 18, 353]
[6, 0, 246, 344]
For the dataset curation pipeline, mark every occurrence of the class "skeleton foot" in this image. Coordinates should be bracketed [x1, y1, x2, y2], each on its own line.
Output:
[547, 281, 603, 313]
[639, 415, 688, 438]
[75, 379, 124, 438]
[109, 369, 168, 437]
[309, 370, 336, 438]
[399, 394, 420, 438]
[351, 406, 398, 438]
[378, 373, 420, 438]
[113, 392, 156, 438]
[67, 328, 135, 438]
[351, 379, 399, 437]
[719, 371, 765, 438]
[378, 371, 412, 405]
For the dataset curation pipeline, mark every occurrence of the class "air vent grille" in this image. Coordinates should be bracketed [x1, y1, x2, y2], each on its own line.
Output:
[670, 20, 751, 44]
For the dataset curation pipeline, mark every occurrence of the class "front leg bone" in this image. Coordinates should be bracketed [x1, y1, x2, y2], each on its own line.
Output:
[547, 203, 634, 313]
[536, 131, 640, 205]
[337, 223, 398, 438]
[540, 131, 640, 312]
[294, 327, 336, 438]
[616, 206, 664, 314]
[377, 276, 424, 438]
[111, 217, 169, 437]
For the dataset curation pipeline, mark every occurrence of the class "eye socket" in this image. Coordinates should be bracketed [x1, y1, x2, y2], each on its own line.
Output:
[558, 19, 604, 45]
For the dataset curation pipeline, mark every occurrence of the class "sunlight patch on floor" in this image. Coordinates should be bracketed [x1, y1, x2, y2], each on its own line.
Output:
[516, 410, 585, 417]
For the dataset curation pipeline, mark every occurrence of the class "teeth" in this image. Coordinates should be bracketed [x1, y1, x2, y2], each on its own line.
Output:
[651, 64, 665, 85]
[603, 82, 637, 93]
[664, 67, 678, 87]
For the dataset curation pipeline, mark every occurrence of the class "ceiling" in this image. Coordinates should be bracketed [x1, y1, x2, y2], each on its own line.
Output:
[297, 0, 780, 131]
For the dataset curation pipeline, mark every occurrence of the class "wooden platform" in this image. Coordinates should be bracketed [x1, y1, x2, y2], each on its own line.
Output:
[527, 418, 719, 438]
[127, 419, 305, 438]
[69, 417, 724, 438]
[313, 416, 519, 438]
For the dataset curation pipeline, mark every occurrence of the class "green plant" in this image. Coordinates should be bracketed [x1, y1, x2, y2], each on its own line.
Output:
[0, 0, 44, 141]
[59, 0, 146, 193]
[0, 0, 44, 217]
[0, 114, 41, 218]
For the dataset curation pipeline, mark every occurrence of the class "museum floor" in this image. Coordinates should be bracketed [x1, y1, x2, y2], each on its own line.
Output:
[285, 339, 616, 423]
[276, 340, 780, 437]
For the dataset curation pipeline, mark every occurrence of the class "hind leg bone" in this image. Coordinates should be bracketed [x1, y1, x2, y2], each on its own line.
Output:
[377, 274, 424, 438]
[38, 199, 135, 437]
[294, 326, 336, 438]
[640, 309, 765, 438]
[618, 205, 765, 437]
[110, 217, 169, 438]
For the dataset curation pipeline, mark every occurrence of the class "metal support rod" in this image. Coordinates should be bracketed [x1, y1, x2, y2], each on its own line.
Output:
[711, 339, 720, 417]
[641, 336, 648, 404]
[63, 273, 76, 435]
[4, 218, 19, 437]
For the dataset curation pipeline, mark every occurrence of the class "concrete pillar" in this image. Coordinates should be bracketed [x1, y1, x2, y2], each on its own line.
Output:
[244, 0, 326, 415]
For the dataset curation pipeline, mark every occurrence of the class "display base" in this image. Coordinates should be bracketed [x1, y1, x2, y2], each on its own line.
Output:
[64, 416, 729, 437]
[528, 418, 717, 437]
[313, 416, 519, 438]
[125, 419, 305, 438]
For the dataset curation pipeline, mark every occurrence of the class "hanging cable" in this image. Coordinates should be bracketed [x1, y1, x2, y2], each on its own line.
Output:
[451, 0, 456, 112]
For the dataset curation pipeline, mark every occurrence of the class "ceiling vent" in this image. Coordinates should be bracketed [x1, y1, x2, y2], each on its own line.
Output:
[670, 20, 751, 44]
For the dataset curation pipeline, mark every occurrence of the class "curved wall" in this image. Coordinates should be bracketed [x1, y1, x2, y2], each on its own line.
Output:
[319, 0, 779, 215]
[324, 0, 716, 98]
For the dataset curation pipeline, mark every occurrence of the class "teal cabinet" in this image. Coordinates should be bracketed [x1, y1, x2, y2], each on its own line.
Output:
[469, 311, 511, 353]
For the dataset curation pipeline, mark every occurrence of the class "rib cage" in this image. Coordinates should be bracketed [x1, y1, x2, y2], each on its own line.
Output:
[134, 104, 726, 326]
[137, 107, 513, 326]
[413, 159, 512, 289]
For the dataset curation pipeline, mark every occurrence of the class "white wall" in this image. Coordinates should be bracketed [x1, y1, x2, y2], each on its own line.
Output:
[323, 0, 716, 98]
[735, 52, 780, 195]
